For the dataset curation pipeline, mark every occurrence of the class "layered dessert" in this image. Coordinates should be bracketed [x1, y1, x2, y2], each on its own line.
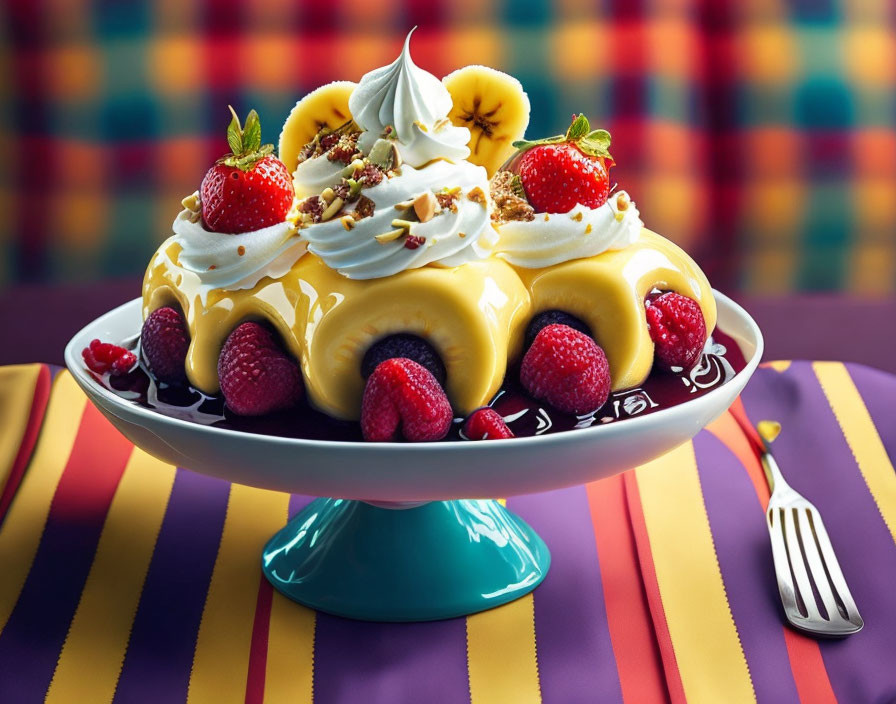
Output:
[83, 32, 744, 442]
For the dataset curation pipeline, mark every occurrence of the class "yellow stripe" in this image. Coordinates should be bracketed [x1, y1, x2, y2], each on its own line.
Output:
[814, 362, 896, 544]
[263, 595, 316, 703]
[764, 360, 792, 373]
[635, 442, 755, 703]
[0, 372, 86, 632]
[46, 449, 176, 702]
[466, 594, 541, 704]
[466, 499, 540, 704]
[188, 484, 289, 703]
[0, 364, 42, 497]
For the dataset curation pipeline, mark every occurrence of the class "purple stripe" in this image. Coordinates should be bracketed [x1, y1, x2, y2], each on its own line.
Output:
[692, 432, 800, 703]
[510, 486, 624, 704]
[288, 494, 316, 519]
[113, 469, 231, 704]
[843, 362, 896, 471]
[312, 611, 469, 703]
[742, 363, 896, 703]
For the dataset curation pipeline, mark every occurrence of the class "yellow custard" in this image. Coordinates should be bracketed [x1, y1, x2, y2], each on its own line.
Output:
[143, 243, 530, 419]
[142, 227, 714, 419]
[508, 228, 716, 391]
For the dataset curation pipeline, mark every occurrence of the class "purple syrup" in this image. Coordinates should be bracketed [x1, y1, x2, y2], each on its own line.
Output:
[103, 329, 747, 442]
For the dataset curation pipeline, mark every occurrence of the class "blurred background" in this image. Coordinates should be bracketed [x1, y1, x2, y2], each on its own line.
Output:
[0, 0, 894, 366]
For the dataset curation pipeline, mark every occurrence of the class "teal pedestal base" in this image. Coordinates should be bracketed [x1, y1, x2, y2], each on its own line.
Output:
[262, 498, 550, 622]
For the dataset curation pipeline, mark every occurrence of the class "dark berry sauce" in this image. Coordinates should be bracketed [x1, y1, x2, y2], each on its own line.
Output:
[101, 329, 747, 442]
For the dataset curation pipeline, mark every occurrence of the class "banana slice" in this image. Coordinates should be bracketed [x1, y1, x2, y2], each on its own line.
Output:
[442, 66, 530, 178]
[278, 81, 356, 174]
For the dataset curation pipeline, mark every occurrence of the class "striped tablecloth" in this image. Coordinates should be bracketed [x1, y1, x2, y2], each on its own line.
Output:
[0, 362, 894, 703]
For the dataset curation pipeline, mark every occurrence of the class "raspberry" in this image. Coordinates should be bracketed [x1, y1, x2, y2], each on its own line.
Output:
[141, 306, 190, 383]
[520, 324, 611, 414]
[361, 334, 446, 386]
[361, 358, 453, 442]
[645, 292, 707, 371]
[404, 234, 425, 250]
[464, 408, 514, 440]
[217, 322, 303, 416]
[82, 339, 137, 377]
[524, 310, 592, 351]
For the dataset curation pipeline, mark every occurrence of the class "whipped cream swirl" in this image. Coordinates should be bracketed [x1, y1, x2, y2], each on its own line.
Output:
[169, 209, 306, 304]
[348, 31, 471, 168]
[494, 192, 643, 268]
[296, 31, 495, 279]
[302, 160, 493, 279]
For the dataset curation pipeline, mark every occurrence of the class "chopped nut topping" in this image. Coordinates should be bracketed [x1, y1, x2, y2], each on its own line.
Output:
[412, 191, 439, 222]
[320, 187, 336, 204]
[489, 170, 534, 223]
[458, 232, 466, 238]
[181, 191, 200, 212]
[208, 264, 217, 270]
[436, 191, 459, 213]
[237, 245, 246, 256]
[333, 182, 351, 201]
[585, 223, 593, 234]
[375, 228, 405, 243]
[616, 193, 629, 211]
[298, 196, 325, 223]
[391, 218, 416, 229]
[571, 212, 583, 222]
[467, 186, 487, 206]
[320, 196, 345, 221]
[404, 234, 426, 250]
[354, 196, 375, 220]
[543, 214, 550, 221]
[327, 132, 360, 164]
[354, 162, 384, 187]
[341, 216, 354, 230]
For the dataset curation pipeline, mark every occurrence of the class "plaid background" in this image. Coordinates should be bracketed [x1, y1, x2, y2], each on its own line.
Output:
[1, 0, 894, 295]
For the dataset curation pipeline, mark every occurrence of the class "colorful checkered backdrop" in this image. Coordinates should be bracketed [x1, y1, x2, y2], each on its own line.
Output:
[1, 0, 894, 294]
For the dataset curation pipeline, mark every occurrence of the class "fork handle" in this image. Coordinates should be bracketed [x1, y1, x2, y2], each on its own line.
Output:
[727, 402, 792, 496]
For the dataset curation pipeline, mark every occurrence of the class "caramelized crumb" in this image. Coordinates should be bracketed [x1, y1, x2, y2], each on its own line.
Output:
[436, 191, 459, 213]
[354, 195, 375, 220]
[237, 245, 246, 256]
[489, 171, 535, 223]
[467, 186, 487, 206]
[585, 223, 593, 234]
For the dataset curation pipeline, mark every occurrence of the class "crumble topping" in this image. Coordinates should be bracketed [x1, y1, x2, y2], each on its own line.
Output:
[489, 170, 534, 223]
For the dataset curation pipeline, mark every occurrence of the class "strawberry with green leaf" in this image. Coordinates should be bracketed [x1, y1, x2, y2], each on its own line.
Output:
[200, 107, 295, 234]
[511, 114, 614, 214]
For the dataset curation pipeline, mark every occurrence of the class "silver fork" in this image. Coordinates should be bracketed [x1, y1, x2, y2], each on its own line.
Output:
[754, 419, 864, 637]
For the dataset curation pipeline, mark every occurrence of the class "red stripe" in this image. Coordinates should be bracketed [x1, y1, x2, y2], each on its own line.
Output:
[706, 408, 838, 704]
[0, 365, 51, 523]
[244, 576, 274, 704]
[622, 471, 688, 704]
[587, 475, 669, 703]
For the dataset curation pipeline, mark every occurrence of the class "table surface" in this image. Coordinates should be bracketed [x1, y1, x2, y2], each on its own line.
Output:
[0, 279, 893, 373]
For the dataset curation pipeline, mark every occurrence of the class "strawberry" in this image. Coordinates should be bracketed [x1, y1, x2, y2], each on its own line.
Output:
[520, 324, 611, 414]
[512, 114, 614, 214]
[464, 408, 514, 440]
[361, 358, 453, 442]
[200, 107, 294, 234]
[645, 292, 707, 371]
[141, 306, 190, 383]
[217, 322, 303, 416]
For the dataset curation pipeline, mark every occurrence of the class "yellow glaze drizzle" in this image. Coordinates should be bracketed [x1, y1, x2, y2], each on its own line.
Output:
[142, 228, 715, 419]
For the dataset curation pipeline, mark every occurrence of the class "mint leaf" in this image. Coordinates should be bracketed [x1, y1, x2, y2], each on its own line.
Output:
[242, 110, 262, 154]
[565, 114, 590, 141]
[226, 105, 243, 156]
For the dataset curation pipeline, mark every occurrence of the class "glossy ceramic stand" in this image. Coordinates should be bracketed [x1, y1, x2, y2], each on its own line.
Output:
[262, 498, 550, 622]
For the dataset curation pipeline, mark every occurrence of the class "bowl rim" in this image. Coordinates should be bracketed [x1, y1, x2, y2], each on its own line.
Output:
[64, 289, 763, 454]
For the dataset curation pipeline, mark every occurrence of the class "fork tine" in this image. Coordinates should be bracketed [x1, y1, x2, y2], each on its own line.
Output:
[804, 508, 864, 630]
[782, 507, 821, 621]
[796, 508, 840, 622]
[767, 509, 800, 618]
